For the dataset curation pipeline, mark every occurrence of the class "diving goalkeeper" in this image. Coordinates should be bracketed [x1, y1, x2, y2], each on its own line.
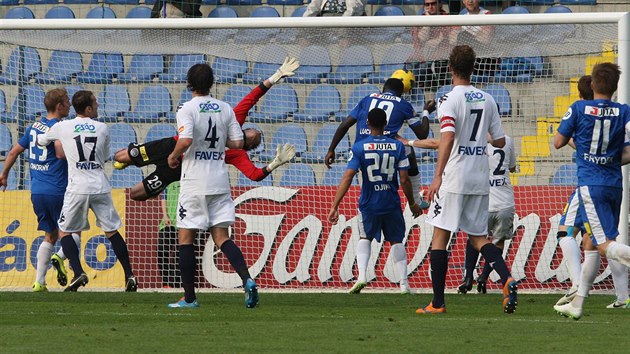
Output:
[113, 57, 299, 201]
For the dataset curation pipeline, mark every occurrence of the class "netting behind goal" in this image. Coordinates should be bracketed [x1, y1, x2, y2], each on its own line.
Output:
[0, 16, 625, 292]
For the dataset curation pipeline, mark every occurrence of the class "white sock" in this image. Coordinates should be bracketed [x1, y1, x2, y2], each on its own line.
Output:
[559, 236, 582, 289]
[408, 173, 422, 205]
[609, 259, 629, 302]
[36, 241, 55, 285]
[573, 250, 600, 307]
[57, 233, 81, 260]
[390, 243, 408, 286]
[605, 242, 630, 268]
[356, 239, 371, 283]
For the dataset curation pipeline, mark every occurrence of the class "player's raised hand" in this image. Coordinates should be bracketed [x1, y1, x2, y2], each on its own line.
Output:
[268, 143, 295, 171]
[327, 208, 340, 224]
[423, 99, 436, 114]
[268, 57, 300, 84]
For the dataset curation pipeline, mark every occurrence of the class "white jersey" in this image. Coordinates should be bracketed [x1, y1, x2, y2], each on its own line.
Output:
[176, 95, 243, 195]
[488, 135, 516, 212]
[37, 116, 111, 194]
[437, 84, 505, 195]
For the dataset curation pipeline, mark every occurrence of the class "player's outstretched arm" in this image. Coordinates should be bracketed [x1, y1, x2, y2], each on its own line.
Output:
[267, 57, 300, 86]
[327, 169, 357, 224]
[553, 131, 571, 150]
[0, 144, 25, 191]
[267, 143, 295, 173]
[325, 117, 357, 168]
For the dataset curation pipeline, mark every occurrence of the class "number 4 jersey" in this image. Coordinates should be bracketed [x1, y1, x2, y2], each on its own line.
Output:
[37, 117, 111, 194]
[347, 135, 409, 215]
[437, 85, 505, 195]
[558, 99, 630, 188]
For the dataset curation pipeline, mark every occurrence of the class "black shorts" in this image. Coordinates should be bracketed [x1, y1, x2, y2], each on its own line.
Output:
[127, 137, 177, 167]
[142, 163, 182, 198]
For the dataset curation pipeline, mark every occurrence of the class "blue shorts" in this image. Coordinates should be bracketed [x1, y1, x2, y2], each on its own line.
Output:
[577, 185, 622, 246]
[359, 209, 405, 243]
[559, 188, 587, 235]
[31, 194, 64, 233]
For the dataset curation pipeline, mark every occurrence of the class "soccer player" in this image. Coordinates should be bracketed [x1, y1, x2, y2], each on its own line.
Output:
[166, 63, 255, 309]
[327, 108, 422, 294]
[0, 88, 80, 291]
[417, 45, 517, 315]
[37, 90, 137, 292]
[325, 77, 431, 210]
[458, 134, 517, 294]
[553, 63, 630, 319]
[112, 57, 300, 201]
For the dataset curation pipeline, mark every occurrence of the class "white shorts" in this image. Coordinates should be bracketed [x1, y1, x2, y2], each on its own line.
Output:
[427, 191, 489, 235]
[488, 208, 515, 242]
[177, 193, 235, 230]
[58, 192, 122, 233]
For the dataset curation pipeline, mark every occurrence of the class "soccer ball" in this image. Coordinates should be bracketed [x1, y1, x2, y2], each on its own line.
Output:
[391, 69, 415, 93]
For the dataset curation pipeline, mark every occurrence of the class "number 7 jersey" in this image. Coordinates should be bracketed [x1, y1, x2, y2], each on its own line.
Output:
[38, 117, 111, 194]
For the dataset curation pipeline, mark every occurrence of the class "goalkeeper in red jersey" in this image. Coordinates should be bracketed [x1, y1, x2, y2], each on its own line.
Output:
[112, 57, 299, 201]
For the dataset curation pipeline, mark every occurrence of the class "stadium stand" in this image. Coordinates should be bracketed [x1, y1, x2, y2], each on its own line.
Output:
[327, 45, 374, 84]
[4, 6, 35, 18]
[44, 5, 75, 18]
[64, 0, 98, 4]
[64, 85, 83, 118]
[285, 45, 331, 84]
[0, 123, 11, 155]
[118, 54, 164, 83]
[0, 91, 15, 123]
[109, 122, 137, 155]
[208, 5, 238, 17]
[111, 167, 143, 189]
[560, 0, 596, 4]
[85, 6, 117, 18]
[159, 54, 206, 83]
[259, 124, 306, 162]
[125, 85, 173, 123]
[419, 162, 436, 186]
[366, 6, 405, 42]
[105, 0, 139, 4]
[550, 164, 578, 185]
[0, 162, 17, 190]
[227, 0, 262, 5]
[279, 163, 316, 187]
[0, 0, 19, 5]
[35, 50, 83, 84]
[242, 44, 287, 84]
[496, 6, 533, 41]
[221, 84, 251, 109]
[293, 85, 342, 123]
[483, 83, 512, 116]
[76, 52, 124, 84]
[290, 6, 307, 17]
[247, 84, 298, 123]
[97, 84, 131, 122]
[213, 54, 248, 84]
[302, 123, 350, 164]
[0, 47, 41, 85]
[321, 164, 359, 186]
[340, 84, 379, 118]
[368, 43, 413, 85]
[238, 6, 281, 43]
[145, 123, 176, 142]
[11, 85, 46, 120]
[126, 6, 151, 18]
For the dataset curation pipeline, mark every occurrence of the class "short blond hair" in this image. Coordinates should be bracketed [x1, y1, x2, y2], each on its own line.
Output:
[44, 88, 68, 113]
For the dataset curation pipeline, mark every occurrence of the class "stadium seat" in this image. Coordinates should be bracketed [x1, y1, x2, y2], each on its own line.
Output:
[559, 0, 596, 4]
[11, 85, 46, 120]
[86, 6, 117, 18]
[285, 45, 331, 84]
[341, 84, 379, 118]
[419, 163, 436, 185]
[35, 50, 83, 84]
[159, 54, 206, 83]
[550, 164, 577, 185]
[97, 85, 130, 122]
[45, 6, 75, 18]
[125, 85, 173, 123]
[497, 46, 545, 83]
[536, 5, 576, 42]
[484, 84, 512, 116]
[25, 0, 58, 4]
[366, 6, 405, 42]
[302, 124, 350, 164]
[206, 7, 239, 42]
[0, 123, 12, 156]
[111, 167, 143, 189]
[368, 43, 413, 85]
[279, 163, 316, 187]
[221, 85, 250, 109]
[242, 44, 287, 84]
[4, 7, 35, 19]
[0, 91, 15, 123]
[407, 87, 426, 116]
[290, 6, 307, 17]
[145, 124, 176, 142]
[293, 85, 342, 123]
[327, 45, 374, 84]
[126, 6, 151, 18]
[545, 4, 572, 12]
[259, 124, 306, 162]
[76, 53, 124, 84]
[177, 88, 192, 107]
[237, 168, 273, 187]
[213, 55, 248, 84]
[238, 7, 281, 44]
[64, 85, 83, 118]
[106, 0, 138, 4]
[202, 0, 222, 4]
[247, 84, 298, 123]
[0, 46, 41, 85]
[118, 54, 164, 83]
[0, 0, 19, 5]
[208, 6, 238, 17]
[226, 0, 262, 5]
[0, 162, 17, 190]
[109, 123, 137, 156]
[321, 164, 358, 186]
[268, 0, 302, 4]
[64, 0, 98, 4]
[496, 6, 533, 41]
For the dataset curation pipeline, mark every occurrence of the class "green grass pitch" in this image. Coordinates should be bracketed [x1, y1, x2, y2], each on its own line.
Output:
[2, 292, 627, 353]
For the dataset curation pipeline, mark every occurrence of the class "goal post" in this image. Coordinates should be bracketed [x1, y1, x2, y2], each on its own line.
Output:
[0, 13, 627, 293]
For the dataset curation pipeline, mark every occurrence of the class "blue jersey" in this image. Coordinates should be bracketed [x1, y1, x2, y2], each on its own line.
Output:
[18, 117, 67, 195]
[346, 135, 409, 215]
[350, 90, 418, 142]
[557, 99, 630, 188]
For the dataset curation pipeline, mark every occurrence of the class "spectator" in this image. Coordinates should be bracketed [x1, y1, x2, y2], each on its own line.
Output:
[457, 0, 498, 78]
[150, 0, 202, 18]
[303, 0, 366, 16]
[406, 0, 458, 90]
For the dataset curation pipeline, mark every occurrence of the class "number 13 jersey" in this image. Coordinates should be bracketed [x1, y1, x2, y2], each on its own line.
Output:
[437, 85, 505, 195]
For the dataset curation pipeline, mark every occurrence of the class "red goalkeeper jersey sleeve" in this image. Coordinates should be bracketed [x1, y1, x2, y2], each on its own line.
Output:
[233, 84, 268, 125]
[225, 149, 268, 182]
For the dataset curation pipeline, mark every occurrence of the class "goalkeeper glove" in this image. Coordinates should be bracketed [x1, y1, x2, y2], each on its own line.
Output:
[423, 99, 436, 117]
[268, 143, 295, 171]
[268, 57, 300, 85]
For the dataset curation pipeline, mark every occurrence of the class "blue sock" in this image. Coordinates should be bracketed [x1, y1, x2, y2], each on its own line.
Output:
[220, 240, 251, 287]
[179, 244, 196, 303]
[61, 235, 84, 277]
[480, 243, 511, 284]
[430, 249, 448, 308]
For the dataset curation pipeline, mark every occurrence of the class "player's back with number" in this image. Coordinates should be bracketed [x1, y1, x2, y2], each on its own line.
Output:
[177, 95, 240, 194]
[559, 99, 630, 187]
[437, 86, 503, 194]
[349, 135, 408, 214]
[21, 118, 67, 194]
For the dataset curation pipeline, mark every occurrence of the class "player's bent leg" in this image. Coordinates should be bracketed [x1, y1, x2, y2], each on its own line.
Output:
[129, 181, 151, 201]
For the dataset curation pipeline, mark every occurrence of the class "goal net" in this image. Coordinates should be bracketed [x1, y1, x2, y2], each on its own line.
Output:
[0, 14, 626, 293]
